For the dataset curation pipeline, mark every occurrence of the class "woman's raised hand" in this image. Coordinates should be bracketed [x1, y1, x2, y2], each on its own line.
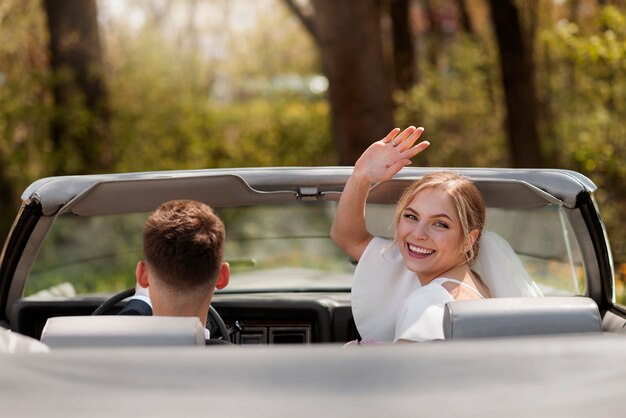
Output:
[353, 126, 429, 184]
[331, 126, 428, 260]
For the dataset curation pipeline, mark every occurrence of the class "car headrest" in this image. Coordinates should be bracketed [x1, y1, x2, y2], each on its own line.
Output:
[443, 297, 602, 340]
[40, 316, 206, 348]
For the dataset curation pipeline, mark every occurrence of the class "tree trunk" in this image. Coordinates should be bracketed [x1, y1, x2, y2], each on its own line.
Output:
[288, 0, 395, 165]
[488, 0, 543, 168]
[391, 0, 417, 90]
[422, 0, 444, 68]
[570, 0, 581, 23]
[454, 0, 473, 34]
[43, 0, 111, 174]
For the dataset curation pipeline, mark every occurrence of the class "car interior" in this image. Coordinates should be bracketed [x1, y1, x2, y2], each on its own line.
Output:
[1, 168, 624, 348]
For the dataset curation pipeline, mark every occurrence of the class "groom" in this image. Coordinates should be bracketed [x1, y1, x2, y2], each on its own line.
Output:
[119, 200, 230, 341]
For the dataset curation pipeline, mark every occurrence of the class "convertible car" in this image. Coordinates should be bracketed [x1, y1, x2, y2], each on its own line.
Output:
[1, 167, 625, 416]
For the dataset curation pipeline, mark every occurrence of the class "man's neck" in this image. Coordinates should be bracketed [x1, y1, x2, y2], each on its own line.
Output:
[152, 306, 208, 326]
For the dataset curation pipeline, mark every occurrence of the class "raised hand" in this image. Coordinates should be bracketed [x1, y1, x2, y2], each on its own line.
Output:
[330, 125, 430, 261]
[353, 126, 429, 184]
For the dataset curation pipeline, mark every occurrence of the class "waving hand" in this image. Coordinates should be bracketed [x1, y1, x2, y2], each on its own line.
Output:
[330, 126, 430, 261]
[354, 126, 430, 184]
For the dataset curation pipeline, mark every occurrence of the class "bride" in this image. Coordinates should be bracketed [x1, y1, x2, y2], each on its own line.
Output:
[330, 126, 542, 343]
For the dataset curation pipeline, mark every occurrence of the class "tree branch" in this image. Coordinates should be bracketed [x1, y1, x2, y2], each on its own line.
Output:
[283, 0, 319, 44]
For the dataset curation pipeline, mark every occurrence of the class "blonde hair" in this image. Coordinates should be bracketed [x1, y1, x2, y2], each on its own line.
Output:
[394, 172, 485, 264]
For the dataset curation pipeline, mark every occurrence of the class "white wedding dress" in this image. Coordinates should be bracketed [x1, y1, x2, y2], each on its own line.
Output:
[351, 232, 542, 343]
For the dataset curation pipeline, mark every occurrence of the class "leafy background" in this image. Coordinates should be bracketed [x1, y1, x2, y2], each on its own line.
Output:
[1, 0, 626, 300]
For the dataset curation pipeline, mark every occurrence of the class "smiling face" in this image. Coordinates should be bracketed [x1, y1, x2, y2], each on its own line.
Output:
[395, 187, 468, 284]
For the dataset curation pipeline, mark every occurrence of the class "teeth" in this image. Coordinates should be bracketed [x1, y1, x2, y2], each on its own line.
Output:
[408, 244, 434, 255]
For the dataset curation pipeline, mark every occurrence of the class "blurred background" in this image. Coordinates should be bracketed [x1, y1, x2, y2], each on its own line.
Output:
[1, 0, 625, 292]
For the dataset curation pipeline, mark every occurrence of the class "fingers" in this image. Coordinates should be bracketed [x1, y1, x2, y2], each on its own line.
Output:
[416, 140, 430, 152]
[374, 126, 429, 180]
[386, 126, 416, 146]
[381, 126, 424, 150]
[402, 140, 430, 159]
[382, 128, 401, 144]
[395, 126, 424, 151]
[384, 140, 429, 178]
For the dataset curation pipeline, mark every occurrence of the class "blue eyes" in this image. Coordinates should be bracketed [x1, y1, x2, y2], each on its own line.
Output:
[402, 213, 449, 229]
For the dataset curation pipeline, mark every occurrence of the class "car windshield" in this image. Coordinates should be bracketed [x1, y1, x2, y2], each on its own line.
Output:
[26, 202, 353, 297]
[25, 201, 585, 297]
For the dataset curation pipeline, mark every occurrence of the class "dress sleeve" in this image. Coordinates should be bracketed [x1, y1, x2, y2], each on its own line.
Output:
[394, 284, 454, 342]
[351, 237, 421, 342]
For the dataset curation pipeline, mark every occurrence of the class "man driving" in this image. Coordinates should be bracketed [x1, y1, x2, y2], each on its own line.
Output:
[119, 199, 230, 342]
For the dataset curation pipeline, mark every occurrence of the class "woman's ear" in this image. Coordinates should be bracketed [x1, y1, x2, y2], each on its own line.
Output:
[466, 229, 480, 252]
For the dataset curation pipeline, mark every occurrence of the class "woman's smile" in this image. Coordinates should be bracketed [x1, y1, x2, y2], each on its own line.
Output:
[396, 187, 465, 284]
[406, 243, 435, 257]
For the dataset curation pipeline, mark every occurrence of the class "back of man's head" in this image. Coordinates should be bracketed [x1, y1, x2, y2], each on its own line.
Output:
[143, 200, 225, 292]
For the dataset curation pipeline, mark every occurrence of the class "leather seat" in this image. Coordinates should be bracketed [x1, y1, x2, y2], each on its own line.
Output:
[443, 297, 602, 340]
[40, 315, 206, 348]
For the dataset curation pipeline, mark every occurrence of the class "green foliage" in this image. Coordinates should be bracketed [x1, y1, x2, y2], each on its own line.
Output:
[538, 5, 626, 268]
[0, 1, 53, 243]
[0, 1, 52, 186]
[106, 24, 218, 171]
[395, 35, 506, 168]
[213, 99, 333, 167]
[103, 3, 332, 172]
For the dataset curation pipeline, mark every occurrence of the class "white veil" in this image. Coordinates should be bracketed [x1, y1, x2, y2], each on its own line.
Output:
[472, 230, 543, 298]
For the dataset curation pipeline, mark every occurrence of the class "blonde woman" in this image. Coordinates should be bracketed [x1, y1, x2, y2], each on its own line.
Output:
[331, 127, 541, 343]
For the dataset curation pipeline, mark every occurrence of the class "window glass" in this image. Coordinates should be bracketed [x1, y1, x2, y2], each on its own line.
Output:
[25, 201, 585, 297]
[25, 202, 353, 297]
[26, 213, 145, 297]
[365, 204, 585, 296]
[486, 206, 584, 295]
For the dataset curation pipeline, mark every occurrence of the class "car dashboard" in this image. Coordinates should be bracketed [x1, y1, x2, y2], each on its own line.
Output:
[10, 291, 359, 345]
[213, 293, 357, 344]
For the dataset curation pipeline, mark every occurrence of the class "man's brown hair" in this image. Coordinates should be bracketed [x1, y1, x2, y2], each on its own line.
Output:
[143, 200, 225, 290]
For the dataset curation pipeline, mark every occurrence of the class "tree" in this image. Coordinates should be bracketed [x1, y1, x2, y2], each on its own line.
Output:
[421, 0, 442, 66]
[488, 0, 543, 167]
[284, 0, 394, 164]
[43, 0, 111, 174]
[391, 0, 417, 90]
[454, 0, 473, 34]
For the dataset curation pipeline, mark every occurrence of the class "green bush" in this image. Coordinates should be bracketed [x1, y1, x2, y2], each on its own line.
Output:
[538, 6, 626, 272]
[394, 35, 506, 168]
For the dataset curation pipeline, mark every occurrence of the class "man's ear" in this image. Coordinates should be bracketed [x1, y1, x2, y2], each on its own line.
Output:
[136, 260, 150, 288]
[215, 262, 230, 290]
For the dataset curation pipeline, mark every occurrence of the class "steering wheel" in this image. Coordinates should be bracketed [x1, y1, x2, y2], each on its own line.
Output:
[92, 288, 230, 341]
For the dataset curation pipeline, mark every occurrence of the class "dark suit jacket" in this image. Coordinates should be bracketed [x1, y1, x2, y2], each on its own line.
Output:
[118, 298, 153, 316]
